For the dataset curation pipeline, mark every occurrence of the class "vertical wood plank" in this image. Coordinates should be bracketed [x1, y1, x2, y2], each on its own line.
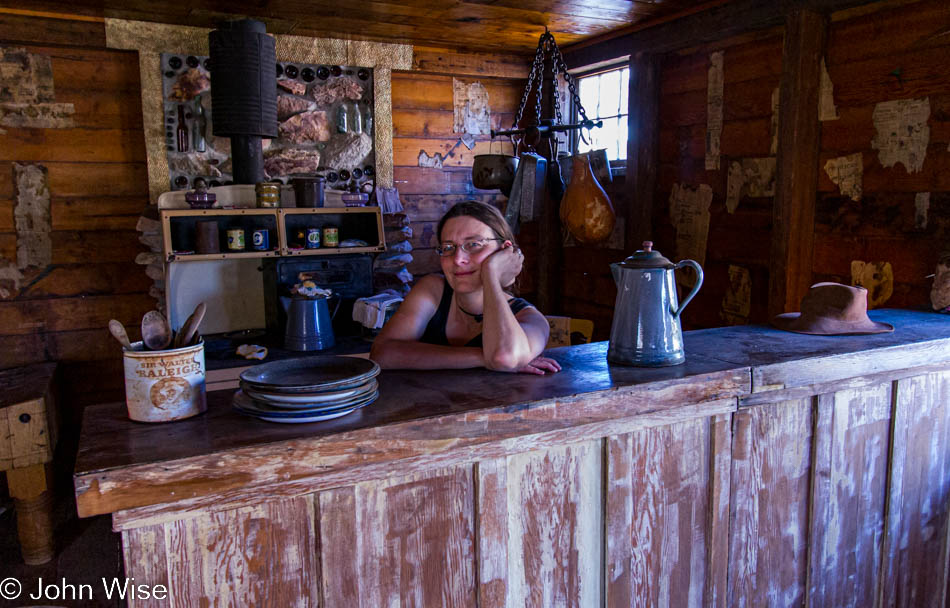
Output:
[882, 371, 950, 607]
[122, 523, 169, 608]
[476, 457, 509, 608]
[508, 440, 603, 607]
[729, 399, 813, 607]
[807, 383, 892, 608]
[606, 416, 722, 607]
[318, 485, 361, 607]
[628, 51, 659, 249]
[706, 413, 733, 608]
[357, 465, 477, 608]
[768, 9, 827, 317]
[164, 495, 318, 607]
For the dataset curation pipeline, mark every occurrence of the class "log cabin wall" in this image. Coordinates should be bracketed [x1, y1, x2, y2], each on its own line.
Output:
[0, 12, 152, 415]
[655, 30, 784, 330]
[0, 12, 530, 419]
[393, 51, 529, 282]
[645, 0, 950, 329]
[816, 0, 950, 309]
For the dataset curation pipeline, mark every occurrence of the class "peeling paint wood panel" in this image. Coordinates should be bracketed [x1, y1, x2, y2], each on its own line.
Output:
[751, 340, 950, 393]
[807, 383, 892, 608]
[827, 0, 950, 66]
[0, 292, 154, 335]
[356, 466, 476, 608]
[46, 162, 147, 197]
[507, 440, 602, 608]
[392, 166, 478, 195]
[393, 109, 513, 138]
[394, 138, 502, 168]
[122, 523, 170, 608]
[476, 457, 509, 608]
[0, 329, 122, 371]
[728, 398, 813, 607]
[0, 13, 106, 47]
[317, 485, 361, 607]
[163, 495, 319, 608]
[391, 73, 522, 112]
[882, 370, 950, 607]
[606, 414, 730, 607]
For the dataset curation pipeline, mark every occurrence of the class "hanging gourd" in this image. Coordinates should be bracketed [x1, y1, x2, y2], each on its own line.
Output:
[560, 154, 615, 244]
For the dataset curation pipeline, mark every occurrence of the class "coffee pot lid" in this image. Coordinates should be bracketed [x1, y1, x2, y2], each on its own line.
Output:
[618, 241, 674, 269]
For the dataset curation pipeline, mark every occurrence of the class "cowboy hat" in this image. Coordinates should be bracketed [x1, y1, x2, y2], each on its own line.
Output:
[771, 282, 894, 335]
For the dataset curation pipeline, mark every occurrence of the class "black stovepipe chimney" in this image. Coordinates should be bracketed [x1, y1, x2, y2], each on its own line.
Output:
[209, 19, 277, 184]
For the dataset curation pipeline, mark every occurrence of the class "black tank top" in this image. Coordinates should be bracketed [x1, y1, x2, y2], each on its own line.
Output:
[420, 277, 532, 347]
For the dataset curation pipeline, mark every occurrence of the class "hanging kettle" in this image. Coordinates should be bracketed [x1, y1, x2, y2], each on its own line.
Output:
[608, 241, 703, 366]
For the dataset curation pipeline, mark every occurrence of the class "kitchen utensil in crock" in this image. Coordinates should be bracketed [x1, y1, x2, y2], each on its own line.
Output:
[607, 241, 703, 367]
[176, 302, 207, 347]
[141, 310, 173, 351]
[108, 319, 133, 350]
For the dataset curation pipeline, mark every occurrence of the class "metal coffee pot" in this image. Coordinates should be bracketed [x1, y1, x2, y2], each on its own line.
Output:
[281, 295, 336, 351]
[608, 241, 703, 366]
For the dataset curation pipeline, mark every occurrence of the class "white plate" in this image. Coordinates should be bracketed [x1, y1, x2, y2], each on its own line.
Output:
[248, 407, 358, 424]
[243, 379, 377, 407]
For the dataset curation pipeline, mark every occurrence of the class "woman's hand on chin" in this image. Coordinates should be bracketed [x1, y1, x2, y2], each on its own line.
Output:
[482, 243, 523, 288]
[515, 356, 562, 375]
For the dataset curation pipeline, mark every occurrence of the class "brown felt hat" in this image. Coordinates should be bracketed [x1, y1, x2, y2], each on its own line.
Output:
[771, 282, 894, 335]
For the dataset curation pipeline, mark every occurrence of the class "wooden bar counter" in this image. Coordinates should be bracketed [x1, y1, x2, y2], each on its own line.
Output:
[74, 310, 950, 607]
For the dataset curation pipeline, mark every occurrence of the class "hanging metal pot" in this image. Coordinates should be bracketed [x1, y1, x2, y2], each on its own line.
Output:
[472, 140, 519, 196]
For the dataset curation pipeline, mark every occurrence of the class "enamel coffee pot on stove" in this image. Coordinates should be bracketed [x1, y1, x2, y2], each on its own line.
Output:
[608, 241, 704, 366]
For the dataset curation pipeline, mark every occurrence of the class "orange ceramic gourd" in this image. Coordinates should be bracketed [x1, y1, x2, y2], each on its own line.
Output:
[559, 155, 615, 244]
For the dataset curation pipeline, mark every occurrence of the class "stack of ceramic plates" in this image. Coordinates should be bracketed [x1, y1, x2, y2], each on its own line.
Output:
[233, 356, 380, 423]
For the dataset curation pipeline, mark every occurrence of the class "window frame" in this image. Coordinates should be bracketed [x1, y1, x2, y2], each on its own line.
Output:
[569, 60, 630, 174]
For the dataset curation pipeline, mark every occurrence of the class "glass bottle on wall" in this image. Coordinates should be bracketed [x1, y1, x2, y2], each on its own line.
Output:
[193, 95, 207, 152]
[176, 104, 189, 152]
[336, 103, 348, 133]
[350, 102, 362, 134]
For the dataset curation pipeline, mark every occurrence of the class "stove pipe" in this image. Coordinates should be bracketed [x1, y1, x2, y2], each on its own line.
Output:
[209, 19, 277, 185]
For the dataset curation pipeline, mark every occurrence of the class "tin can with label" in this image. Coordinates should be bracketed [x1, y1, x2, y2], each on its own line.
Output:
[227, 228, 245, 251]
[123, 340, 207, 422]
[305, 227, 321, 249]
[252, 229, 269, 251]
[322, 226, 339, 247]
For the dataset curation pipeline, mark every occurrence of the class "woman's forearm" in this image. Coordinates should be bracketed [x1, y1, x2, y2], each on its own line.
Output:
[480, 279, 535, 371]
[370, 338, 485, 370]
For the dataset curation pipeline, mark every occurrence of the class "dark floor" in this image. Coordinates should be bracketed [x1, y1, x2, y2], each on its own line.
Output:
[0, 446, 124, 608]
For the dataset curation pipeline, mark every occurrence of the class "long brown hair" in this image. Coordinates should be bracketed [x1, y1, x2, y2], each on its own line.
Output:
[437, 200, 516, 245]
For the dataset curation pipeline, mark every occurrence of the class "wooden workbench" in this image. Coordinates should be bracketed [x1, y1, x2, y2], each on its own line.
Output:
[74, 309, 950, 607]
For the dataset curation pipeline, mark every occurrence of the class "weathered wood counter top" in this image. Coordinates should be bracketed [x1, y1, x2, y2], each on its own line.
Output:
[73, 309, 950, 607]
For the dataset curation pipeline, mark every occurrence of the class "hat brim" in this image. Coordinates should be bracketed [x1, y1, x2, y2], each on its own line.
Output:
[771, 312, 894, 335]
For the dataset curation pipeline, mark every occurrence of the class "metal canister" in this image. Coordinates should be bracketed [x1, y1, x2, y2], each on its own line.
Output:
[255, 182, 281, 208]
[122, 340, 207, 422]
[322, 226, 339, 247]
[227, 228, 245, 251]
[251, 229, 269, 251]
[305, 227, 321, 249]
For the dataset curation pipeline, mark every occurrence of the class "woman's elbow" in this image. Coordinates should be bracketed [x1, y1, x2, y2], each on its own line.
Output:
[369, 339, 396, 368]
[485, 350, 529, 373]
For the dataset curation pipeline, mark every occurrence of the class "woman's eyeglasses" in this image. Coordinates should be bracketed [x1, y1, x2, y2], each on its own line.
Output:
[436, 238, 504, 257]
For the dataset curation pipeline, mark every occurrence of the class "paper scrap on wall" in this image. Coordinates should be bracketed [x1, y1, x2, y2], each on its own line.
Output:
[726, 157, 776, 213]
[453, 78, 490, 136]
[932, 254, 950, 311]
[915, 192, 930, 230]
[720, 264, 752, 325]
[770, 87, 780, 155]
[819, 59, 839, 121]
[824, 153, 863, 201]
[669, 183, 712, 269]
[13, 162, 51, 270]
[851, 260, 893, 308]
[705, 51, 724, 171]
[872, 97, 930, 173]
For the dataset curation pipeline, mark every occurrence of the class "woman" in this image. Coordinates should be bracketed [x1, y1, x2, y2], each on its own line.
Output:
[370, 201, 561, 375]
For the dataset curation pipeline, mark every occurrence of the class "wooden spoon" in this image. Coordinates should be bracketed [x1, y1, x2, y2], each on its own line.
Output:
[141, 310, 172, 350]
[176, 302, 207, 347]
[108, 319, 133, 350]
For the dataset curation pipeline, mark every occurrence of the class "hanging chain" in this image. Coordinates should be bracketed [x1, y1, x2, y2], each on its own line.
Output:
[504, 29, 600, 140]
[512, 33, 548, 129]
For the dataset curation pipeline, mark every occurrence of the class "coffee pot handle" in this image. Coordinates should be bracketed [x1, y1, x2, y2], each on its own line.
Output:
[672, 260, 704, 319]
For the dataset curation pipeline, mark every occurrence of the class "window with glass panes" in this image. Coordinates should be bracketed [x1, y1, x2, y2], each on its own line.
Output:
[574, 65, 629, 162]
